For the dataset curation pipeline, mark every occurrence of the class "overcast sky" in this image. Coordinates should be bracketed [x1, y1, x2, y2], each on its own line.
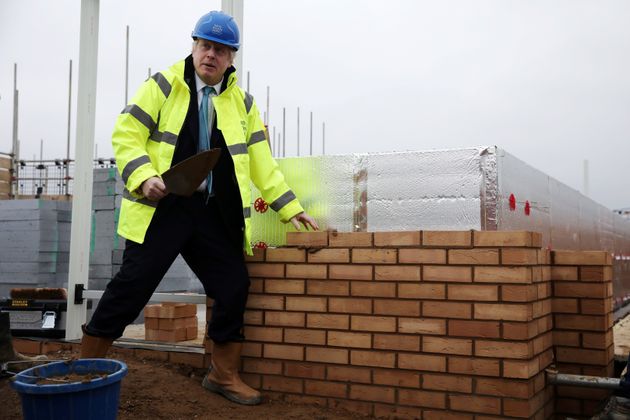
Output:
[1, 0, 629, 209]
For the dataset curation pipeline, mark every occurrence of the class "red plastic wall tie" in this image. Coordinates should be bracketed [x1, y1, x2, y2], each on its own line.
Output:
[509, 194, 516, 211]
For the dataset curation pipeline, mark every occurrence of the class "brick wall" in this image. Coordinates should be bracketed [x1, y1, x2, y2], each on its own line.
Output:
[204, 230, 575, 419]
[551, 250, 614, 418]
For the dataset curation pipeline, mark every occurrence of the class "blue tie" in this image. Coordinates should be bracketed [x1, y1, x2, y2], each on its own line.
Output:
[199, 86, 215, 194]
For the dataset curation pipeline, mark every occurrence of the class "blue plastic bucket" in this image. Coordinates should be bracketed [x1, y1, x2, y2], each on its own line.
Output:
[10, 358, 128, 420]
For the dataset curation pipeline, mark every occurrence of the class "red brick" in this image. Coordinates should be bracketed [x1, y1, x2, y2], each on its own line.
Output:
[328, 231, 373, 247]
[144, 317, 159, 329]
[474, 266, 532, 283]
[373, 368, 420, 387]
[374, 231, 421, 246]
[448, 357, 500, 376]
[448, 320, 500, 338]
[557, 347, 609, 365]
[399, 248, 446, 264]
[307, 313, 349, 329]
[474, 303, 532, 321]
[373, 299, 420, 316]
[243, 326, 283, 342]
[449, 249, 499, 265]
[423, 301, 471, 319]
[503, 321, 538, 340]
[373, 334, 420, 351]
[286, 231, 329, 247]
[286, 263, 327, 279]
[284, 328, 326, 345]
[555, 282, 608, 298]
[351, 281, 396, 298]
[326, 365, 371, 384]
[241, 342, 262, 357]
[306, 280, 349, 296]
[329, 297, 372, 314]
[304, 379, 347, 398]
[262, 375, 304, 393]
[552, 298, 579, 313]
[328, 331, 371, 348]
[351, 350, 396, 368]
[501, 284, 538, 302]
[580, 266, 613, 282]
[422, 374, 472, 393]
[551, 266, 579, 281]
[553, 250, 611, 266]
[350, 384, 396, 403]
[242, 358, 283, 375]
[398, 353, 446, 372]
[246, 294, 284, 310]
[448, 284, 498, 301]
[581, 299, 612, 315]
[307, 248, 350, 263]
[244, 247, 265, 262]
[264, 278, 305, 294]
[555, 314, 608, 331]
[398, 317, 446, 335]
[352, 249, 397, 264]
[329, 264, 373, 280]
[423, 231, 471, 247]
[305, 347, 348, 364]
[398, 389, 447, 409]
[423, 337, 472, 356]
[351, 315, 397, 332]
[244, 310, 265, 325]
[265, 247, 306, 262]
[398, 283, 446, 299]
[501, 248, 539, 265]
[475, 340, 532, 359]
[249, 278, 264, 293]
[424, 265, 472, 282]
[375, 265, 421, 281]
[475, 378, 534, 398]
[155, 303, 197, 319]
[264, 311, 305, 327]
[145, 328, 187, 342]
[449, 394, 501, 415]
[502, 358, 539, 379]
[263, 343, 304, 360]
[473, 231, 534, 247]
[284, 362, 326, 379]
[553, 331, 580, 347]
[583, 331, 613, 349]
[247, 263, 285, 278]
[286, 296, 327, 312]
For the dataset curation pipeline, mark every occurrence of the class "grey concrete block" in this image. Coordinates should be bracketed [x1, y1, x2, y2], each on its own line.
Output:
[93, 167, 119, 183]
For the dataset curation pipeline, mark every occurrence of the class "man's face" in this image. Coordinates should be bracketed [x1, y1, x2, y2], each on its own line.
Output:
[192, 39, 234, 86]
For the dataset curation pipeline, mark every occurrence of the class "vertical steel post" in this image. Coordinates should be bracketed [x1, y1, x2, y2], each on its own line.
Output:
[66, 60, 73, 195]
[309, 111, 313, 156]
[221, 0, 244, 85]
[66, 0, 100, 341]
[297, 107, 300, 156]
[125, 25, 129, 106]
[282, 107, 286, 157]
[11, 63, 19, 196]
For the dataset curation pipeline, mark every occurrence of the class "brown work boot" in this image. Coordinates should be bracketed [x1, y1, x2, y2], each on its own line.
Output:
[80, 325, 114, 358]
[202, 341, 262, 405]
[0, 311, 47, 373]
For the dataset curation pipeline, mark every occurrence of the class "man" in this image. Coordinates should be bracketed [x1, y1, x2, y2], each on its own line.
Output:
[80, 11, 318, 406]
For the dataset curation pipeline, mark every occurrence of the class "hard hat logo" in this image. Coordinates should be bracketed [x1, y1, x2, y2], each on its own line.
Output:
[192, 11, 240, 51]
[212, 24, 223, 35]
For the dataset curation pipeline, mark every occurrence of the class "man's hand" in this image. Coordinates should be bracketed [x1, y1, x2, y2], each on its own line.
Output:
[290, 212, 319, 231]
[141, 176, 167, 201]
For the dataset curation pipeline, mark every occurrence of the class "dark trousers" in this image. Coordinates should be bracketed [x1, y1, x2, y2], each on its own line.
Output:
[85, 193, 250, 343]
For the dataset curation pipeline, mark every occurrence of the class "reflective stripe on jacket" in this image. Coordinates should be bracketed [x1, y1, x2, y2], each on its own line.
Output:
[112, 59, 303, 254]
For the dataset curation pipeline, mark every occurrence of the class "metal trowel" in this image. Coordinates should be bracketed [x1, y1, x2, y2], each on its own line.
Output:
[161, 148, 221, 196]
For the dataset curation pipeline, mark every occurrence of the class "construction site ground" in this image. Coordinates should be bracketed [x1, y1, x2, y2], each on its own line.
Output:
[2, 308, 630, 419]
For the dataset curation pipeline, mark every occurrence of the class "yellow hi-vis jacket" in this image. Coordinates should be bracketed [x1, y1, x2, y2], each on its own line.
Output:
[112, 60, 303, 255]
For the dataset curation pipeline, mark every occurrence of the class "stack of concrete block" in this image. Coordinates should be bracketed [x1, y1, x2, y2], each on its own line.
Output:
[89, 168, 124, 291]
[144, 302, 198, 342]
[0, 199, 72, 297]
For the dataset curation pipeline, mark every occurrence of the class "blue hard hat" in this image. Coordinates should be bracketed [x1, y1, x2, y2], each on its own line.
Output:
[192, 11, 240, 50]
